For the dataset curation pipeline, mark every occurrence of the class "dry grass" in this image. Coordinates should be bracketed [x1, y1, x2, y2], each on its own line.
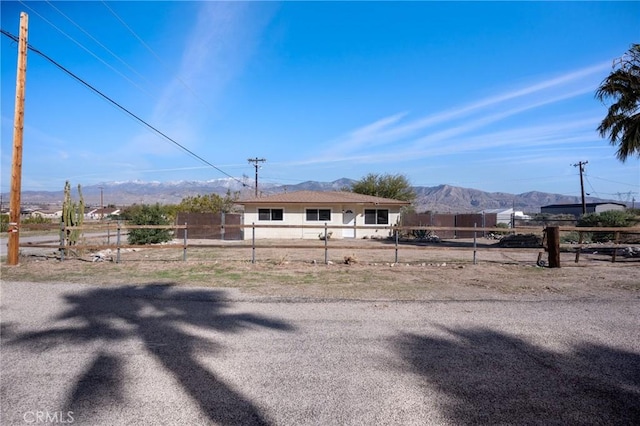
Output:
[2, 238, 638, 301]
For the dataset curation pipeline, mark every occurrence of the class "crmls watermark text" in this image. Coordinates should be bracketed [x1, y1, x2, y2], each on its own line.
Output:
[23, 411, 74, 424]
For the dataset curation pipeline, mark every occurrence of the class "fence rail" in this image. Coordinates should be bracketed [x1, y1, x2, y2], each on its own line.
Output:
[15, 222, 640, 266]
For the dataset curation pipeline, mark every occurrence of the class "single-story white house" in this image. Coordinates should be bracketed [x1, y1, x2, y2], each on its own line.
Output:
[479, 208, 531, 227]
[86, 207, 120, 220]
[239, 191, 411, 239]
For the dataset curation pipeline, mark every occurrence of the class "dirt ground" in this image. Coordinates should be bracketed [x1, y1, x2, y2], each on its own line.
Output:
[2, 237, 638, 301]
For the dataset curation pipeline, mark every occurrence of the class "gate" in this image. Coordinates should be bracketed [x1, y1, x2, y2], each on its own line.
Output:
[175, 213, 243, 240]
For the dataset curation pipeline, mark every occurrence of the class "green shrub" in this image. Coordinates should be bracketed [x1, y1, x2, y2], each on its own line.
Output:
[561, 231, 592, 244]
[577, 210, 637, 242]
[0, 214, 8, 232]
[127, 204, 173, 245]
[22, 215, 53, 225]
[579, 210, 636, 227]
[177, 190, 240, 214]
[493, 223, 510, 235]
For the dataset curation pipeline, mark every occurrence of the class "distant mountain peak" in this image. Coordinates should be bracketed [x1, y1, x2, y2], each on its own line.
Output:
[9, 178, 619, 213]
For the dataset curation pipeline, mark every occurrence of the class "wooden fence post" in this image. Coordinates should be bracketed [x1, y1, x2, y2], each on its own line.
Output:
[353, 215, 357, 239]
[612, 231, 620, 263]
[473, 223, 477, 265]
[394, 227, 399, 264]
[546, 226, 561, 268]
[574, 230, 584, 263]
[221, 212, 226, 241]
[116, 221, 121, 264]
[251, 222, 255, 264]
[324, 222, 328, 265]
[183, 222, 187, 261]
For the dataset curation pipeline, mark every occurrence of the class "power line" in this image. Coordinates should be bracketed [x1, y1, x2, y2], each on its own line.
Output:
[411, 174, 572, 188]
[588, 175, 640, 188]
[16, 0, 155, 98]
[583, 174, 600, 199]
[43, 0, 158, 94]
[0, 28, 249, 189]
[100, 0, 211, 112]
[27, 1, 214, 119]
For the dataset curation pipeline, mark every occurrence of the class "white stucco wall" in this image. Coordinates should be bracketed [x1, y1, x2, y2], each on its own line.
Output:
[242, 203, 402, 240]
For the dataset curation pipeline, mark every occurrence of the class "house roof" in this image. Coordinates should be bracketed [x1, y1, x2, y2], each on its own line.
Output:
[239, 191, 410, 206]
[88, 208, 120, 215]
[479, 208, 514, 214]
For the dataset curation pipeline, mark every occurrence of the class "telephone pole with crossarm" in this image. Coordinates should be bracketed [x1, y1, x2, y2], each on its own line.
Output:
[247, 157, 266, 197]
[572, 160, 588, 215]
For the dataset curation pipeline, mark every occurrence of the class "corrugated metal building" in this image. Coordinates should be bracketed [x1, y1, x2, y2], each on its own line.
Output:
[540, 202, 626, 217]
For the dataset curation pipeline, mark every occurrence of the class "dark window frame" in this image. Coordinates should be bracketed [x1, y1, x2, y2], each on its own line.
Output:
[306, 208, 332, 222]
[364, 208, 389, 225]
[258, 208, 284, 221]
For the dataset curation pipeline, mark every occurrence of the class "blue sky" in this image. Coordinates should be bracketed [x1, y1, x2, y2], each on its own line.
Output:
[1, 1, 639, 201]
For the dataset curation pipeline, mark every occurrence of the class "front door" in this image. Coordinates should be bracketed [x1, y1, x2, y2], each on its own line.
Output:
[342, 209, 355, 238]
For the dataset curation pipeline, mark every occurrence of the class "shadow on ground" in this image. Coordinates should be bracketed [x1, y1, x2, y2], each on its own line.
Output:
[393, 327, 640, 425]
[6, 284, 294, 425]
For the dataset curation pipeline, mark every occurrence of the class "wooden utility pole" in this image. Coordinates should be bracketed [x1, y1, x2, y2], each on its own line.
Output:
[247, 157, 266, 197]
[573, 161, 588, 215]
[7, 12, 29, 266]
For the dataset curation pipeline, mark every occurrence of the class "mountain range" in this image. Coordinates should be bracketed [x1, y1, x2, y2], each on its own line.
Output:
[4, 178, 621, 213]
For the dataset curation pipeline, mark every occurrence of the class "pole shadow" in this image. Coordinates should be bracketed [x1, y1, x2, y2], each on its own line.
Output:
[6, 283, 294, 425]
[393, 327, 640, 425]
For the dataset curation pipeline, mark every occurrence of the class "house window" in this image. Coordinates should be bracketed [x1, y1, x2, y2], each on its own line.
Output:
[306, 209, 331, 221]
[258, 208, 283, 221]
[364, 209, 389, 225]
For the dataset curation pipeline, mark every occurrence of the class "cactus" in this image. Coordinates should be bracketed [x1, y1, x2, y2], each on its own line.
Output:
[61, 181, 85, 255]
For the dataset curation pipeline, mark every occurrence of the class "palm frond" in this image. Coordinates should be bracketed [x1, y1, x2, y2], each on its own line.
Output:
[596, 44, 640, 161]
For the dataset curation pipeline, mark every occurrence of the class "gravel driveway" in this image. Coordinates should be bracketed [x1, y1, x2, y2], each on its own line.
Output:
[1, 281, 638, 425]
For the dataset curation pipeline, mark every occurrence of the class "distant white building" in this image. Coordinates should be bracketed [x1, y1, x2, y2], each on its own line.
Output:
[86, 207, 120, 220]
[30, 209, 62, 219]
[540, 202, 626, 217]
[479, 208, 530, 227]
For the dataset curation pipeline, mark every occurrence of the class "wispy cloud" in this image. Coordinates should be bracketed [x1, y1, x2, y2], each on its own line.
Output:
[331, 112, 409, 154]
[408, 87, 599, 151]
[309, 62, 610, 166]
[296, 116, 600, 167]
[133, 2, 276, 154]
